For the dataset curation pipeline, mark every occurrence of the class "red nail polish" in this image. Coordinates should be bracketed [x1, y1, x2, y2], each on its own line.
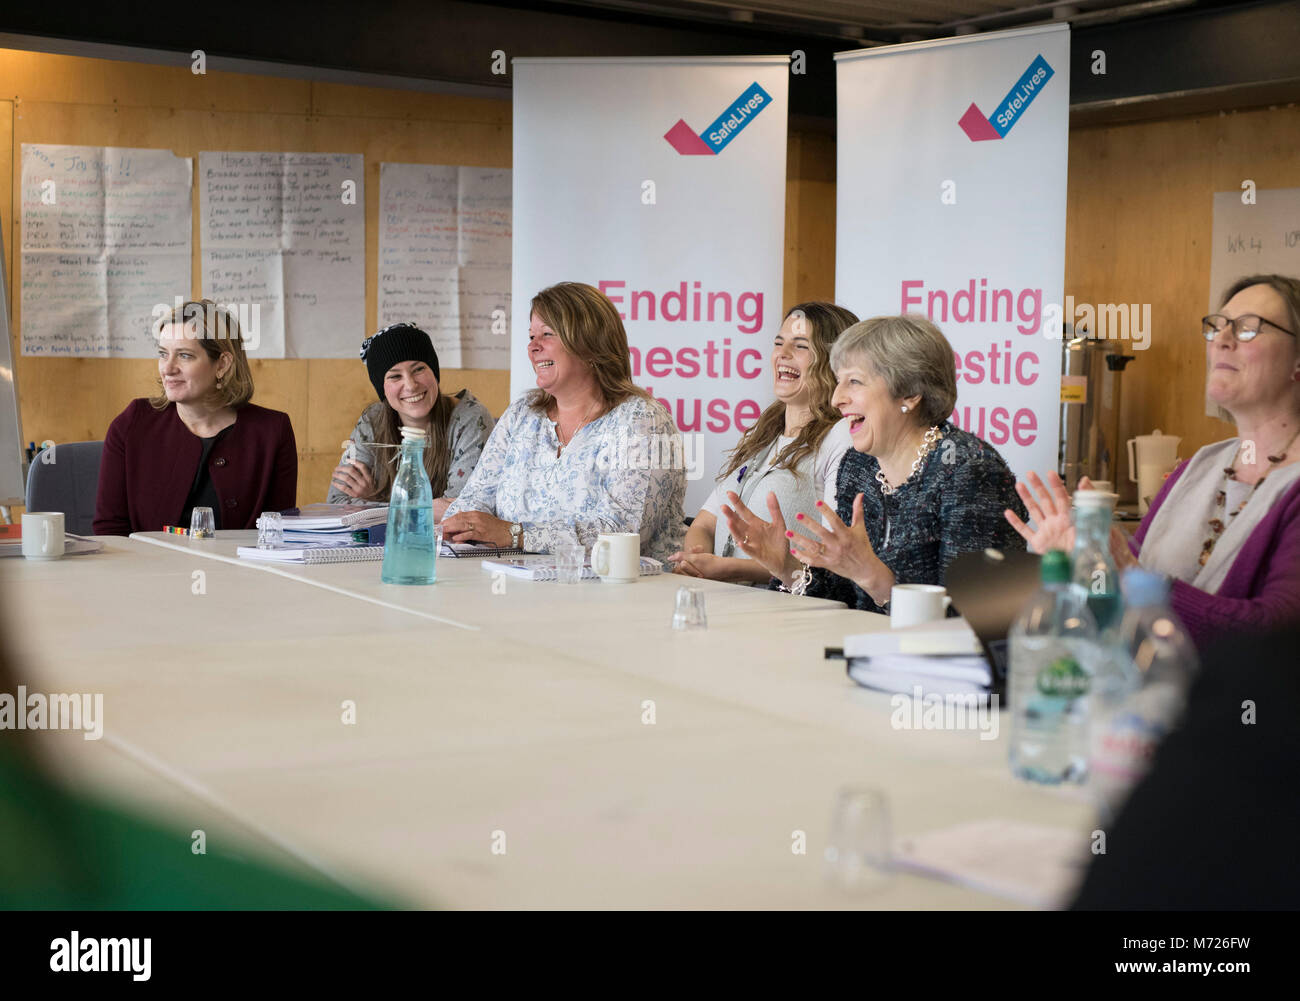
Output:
[785, 530, 793, 537]
[790, 549, 797, 556]
[815, 500, 823, 507]
[795, 513, 804, 520]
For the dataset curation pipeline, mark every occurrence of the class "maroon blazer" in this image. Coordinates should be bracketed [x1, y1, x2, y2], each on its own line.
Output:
[94, 399, 298, 535]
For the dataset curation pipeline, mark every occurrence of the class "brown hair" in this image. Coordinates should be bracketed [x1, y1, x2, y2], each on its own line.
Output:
[527, 282, 656, 417]
[831, 314, 959, 427]
[1220, 274, 1300, 336]
[1210, 275, 1300, 423]
[718, 301, 860, 481]
[149, 299, 255, 410]
[362, 394, 458, 500]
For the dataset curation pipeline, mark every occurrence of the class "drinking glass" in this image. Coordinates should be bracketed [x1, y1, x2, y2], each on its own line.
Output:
[256, 511, 283, 549]
[189, 506, 216, 539]
[554, 543, 585, 585]
[671, 586, 707, 630]
[823, 787, 893, 893]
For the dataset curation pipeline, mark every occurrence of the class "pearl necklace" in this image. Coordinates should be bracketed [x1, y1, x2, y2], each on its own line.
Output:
[875, 426, 943, 496]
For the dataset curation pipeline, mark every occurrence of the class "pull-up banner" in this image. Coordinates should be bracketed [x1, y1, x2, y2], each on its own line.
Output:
[512, 56, 789, 511]
[835, 24, 1069, 477]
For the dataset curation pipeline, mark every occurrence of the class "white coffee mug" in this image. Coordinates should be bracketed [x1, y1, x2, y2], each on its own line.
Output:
[22, 511, 65, 561]
[890, 583, 951, 628]
[590, 532, 640, 583]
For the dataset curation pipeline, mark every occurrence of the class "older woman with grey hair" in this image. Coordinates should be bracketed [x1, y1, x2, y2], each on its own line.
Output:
[722, 314, 1027, 613]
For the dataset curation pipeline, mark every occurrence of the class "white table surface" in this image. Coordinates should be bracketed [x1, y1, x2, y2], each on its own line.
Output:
[1, 533, 1096, 909]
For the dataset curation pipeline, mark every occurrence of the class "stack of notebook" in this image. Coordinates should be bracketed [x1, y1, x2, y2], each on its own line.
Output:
[835, 618, 992, 697]
[237, 507, 390, 562]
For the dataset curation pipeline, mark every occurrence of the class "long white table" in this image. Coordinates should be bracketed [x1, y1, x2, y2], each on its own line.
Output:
[1, 533, 1095, 909]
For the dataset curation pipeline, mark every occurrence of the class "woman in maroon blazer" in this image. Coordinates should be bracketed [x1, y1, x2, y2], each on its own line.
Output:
[94, 300, 298, 535]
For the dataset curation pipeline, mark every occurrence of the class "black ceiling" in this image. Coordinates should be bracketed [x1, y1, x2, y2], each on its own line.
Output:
[2, 0, 1298, 122]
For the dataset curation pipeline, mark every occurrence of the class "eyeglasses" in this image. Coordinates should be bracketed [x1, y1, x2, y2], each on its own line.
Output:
[1202, 314, 1298, 342]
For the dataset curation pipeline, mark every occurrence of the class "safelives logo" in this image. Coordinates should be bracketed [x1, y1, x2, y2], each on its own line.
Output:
[664, 82, 773, 155]
[958, 54, 1054, 141]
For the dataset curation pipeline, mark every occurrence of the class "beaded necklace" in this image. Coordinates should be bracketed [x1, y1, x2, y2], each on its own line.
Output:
[1199, 427, 1300, 567]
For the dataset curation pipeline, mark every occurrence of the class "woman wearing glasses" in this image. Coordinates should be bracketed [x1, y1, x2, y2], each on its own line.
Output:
[328, 324, 494, 519]
[1008, 274, 1300, 647]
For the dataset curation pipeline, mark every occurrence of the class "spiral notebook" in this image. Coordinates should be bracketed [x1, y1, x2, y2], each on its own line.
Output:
[236, 544, 385, 563]
[480, 555, 663, 581]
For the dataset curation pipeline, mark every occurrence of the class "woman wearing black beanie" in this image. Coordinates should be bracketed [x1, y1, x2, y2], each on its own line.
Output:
[328, 323, 494, 518]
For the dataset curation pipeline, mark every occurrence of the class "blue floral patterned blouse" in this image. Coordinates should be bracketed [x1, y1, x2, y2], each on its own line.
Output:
[445, 393, 686, 561]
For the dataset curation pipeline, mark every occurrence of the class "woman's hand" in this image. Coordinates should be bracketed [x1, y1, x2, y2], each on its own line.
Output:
[788, 494, 892, 604]
[442, 510, 514, 547]
[720, 491, 800, 581]
[1005, 470, 1077, 555]
[671, 548, 770, 584]
[1109, 526, 1140, 572]
[673, 551, 725, 579]
[433, 497, 453, 522]
[669, 544, 708, 575]
[331, 459, 376, 500]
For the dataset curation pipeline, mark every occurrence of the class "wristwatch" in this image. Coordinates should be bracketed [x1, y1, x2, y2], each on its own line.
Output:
[510, 522, 523, 548]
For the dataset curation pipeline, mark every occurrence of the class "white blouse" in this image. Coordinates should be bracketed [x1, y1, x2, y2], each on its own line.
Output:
[698, 417, 854, 556]
[445, 393, 687, 562]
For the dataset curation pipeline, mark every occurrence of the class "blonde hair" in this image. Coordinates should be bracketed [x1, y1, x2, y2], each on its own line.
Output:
[831, 315, 958, 427]
[718, 301, 859, 481]
[149, 299, 254, 410]
[527, 282, 655, 416]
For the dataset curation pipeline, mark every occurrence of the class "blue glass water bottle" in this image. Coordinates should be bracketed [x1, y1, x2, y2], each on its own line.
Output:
[381, 426, 437, 585]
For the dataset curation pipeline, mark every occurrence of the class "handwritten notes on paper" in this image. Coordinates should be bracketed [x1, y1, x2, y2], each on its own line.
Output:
[1210, 187, 1300, 305]
[378, 164, 511, 369]
[200, 152, 364, 358]
[20, 144, 192, 357]
[1207, 187, 1300, 417]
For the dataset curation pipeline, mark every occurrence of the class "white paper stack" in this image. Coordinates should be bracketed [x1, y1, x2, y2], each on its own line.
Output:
[844, 618, 991, 696]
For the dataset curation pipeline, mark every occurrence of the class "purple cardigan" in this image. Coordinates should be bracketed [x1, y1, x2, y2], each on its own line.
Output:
[1133, 461, 1300, 648]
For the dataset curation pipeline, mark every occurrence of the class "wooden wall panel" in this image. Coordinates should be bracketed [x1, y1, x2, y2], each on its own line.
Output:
[1, 49, 512, 510]
[1065, 104, 1300, 492]
[783, 129, 836, 308]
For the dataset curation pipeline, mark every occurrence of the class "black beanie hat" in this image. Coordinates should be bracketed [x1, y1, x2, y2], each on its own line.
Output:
[359, 324, 441, 399]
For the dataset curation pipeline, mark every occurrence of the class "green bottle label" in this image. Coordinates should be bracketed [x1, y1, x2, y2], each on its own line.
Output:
[1036, 656, 1090, 697]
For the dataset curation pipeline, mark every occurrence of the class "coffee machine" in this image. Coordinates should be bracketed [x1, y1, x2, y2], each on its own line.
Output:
[1059, 329, 1135, 497]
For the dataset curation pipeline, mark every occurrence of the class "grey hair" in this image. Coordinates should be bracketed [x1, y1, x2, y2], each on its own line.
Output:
[830, 314, 958, 427]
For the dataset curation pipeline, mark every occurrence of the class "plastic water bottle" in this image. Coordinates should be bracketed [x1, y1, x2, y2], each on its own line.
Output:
[1072, 489, 1123, 635]
[1008, 550, 1099, 785]
[381, 426, 437, 585]
[1089, 568, 1198, 817]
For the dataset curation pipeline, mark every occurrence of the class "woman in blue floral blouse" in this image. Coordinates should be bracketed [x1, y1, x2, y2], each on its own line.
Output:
[443, 282, 686, 561]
